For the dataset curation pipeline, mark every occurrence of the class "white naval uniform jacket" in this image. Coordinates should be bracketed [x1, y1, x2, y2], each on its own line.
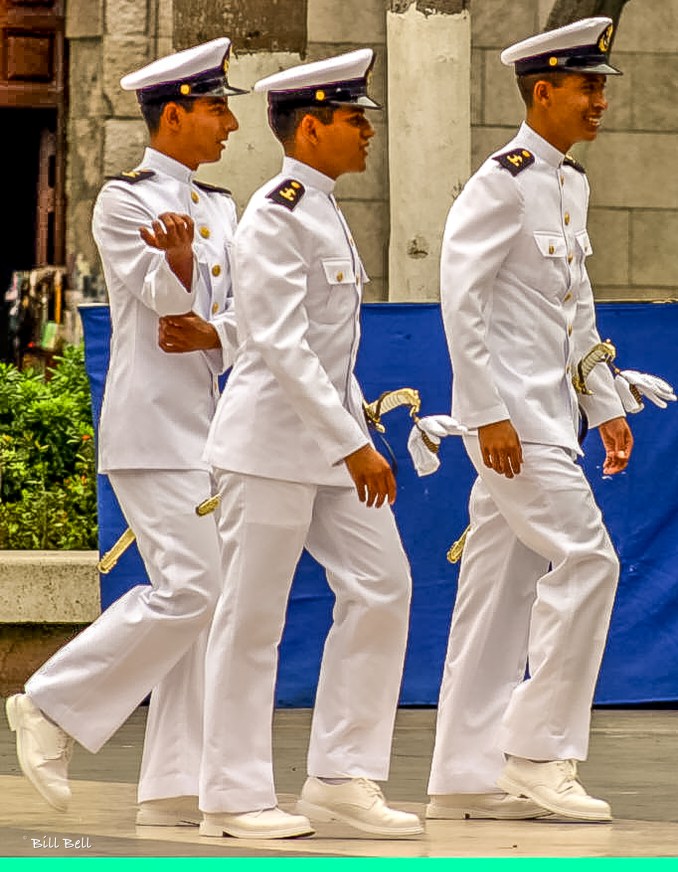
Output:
[93, 147, 237, 472]
[204, 156, 371, 486]
[441, 122, 624, 455]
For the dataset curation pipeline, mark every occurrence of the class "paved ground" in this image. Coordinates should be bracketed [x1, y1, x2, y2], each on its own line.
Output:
[1, 706, 677, 857]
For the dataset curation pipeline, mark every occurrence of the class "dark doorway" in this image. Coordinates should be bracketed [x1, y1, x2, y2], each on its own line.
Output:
[0, 108, 57, 361]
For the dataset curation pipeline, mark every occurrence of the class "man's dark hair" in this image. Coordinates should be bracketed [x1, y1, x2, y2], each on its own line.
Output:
[140, 96, 196, 134]
[268, 103, 336, 145]
[517, 71, 566, 108]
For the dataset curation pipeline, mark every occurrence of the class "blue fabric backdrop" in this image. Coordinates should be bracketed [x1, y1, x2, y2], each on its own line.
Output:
[80, 301, 678, 706]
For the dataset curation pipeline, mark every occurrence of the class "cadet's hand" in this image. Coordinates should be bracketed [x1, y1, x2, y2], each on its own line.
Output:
[344, 444, 397, 508]
[140, 212, 194, 291]
[599, 416, 633, 475]
[478, 419, 523, 478]
[159, 313, 220, 353]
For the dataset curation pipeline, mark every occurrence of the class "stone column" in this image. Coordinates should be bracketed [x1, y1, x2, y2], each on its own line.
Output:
[387, 1, 471, 301]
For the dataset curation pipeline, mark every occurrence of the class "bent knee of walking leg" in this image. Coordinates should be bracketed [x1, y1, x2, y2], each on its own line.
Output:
[154, 583, 218, 626]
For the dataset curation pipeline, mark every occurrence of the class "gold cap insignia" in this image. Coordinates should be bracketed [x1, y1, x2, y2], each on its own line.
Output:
[315, 89, 326, 101]
[180, 83, 191, 95]
[598, 24, 613, 53]
[549, 56, 558, 67]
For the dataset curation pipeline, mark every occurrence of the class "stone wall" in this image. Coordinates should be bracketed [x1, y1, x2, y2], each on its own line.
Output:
[470, 0, 678, 302]
[65, 0, 173, 268]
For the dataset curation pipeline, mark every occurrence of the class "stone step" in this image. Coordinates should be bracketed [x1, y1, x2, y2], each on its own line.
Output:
[0, 550, 100, 623]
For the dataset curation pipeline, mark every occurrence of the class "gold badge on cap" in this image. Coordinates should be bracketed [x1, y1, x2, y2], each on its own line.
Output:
[315, 89, 326, 101]
[598, 24, 613, 53]
[549, 56, 558, 67]
[180, 83, 191, 95]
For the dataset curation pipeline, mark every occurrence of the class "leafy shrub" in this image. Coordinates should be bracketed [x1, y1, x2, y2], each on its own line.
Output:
[0, 345, 97, 549]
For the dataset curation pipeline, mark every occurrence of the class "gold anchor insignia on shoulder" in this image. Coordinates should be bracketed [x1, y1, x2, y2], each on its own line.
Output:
[266, 178, 306, 211]
[493, 148, 535, 177]
[113, 168, 155, 184]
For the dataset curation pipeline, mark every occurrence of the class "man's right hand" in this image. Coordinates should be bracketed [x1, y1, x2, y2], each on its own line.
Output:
[478, 419, 523, 479]
[344, 444, 397, 508]
[139, 212, 194, 291]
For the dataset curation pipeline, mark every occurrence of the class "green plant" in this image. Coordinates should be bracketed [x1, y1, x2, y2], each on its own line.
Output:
[0, 344, 97, 549]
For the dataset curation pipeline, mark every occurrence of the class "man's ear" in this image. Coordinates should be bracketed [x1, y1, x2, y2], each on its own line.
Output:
[533, 79, 552, 107]
[297, 113, 320, 146]
[161, 101, 184, 131]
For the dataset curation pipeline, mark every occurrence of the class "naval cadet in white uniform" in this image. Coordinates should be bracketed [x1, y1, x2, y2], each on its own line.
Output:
[7, 38, 245, 826]
[426, 19, 634, 822]
[197, 50, 422, 840]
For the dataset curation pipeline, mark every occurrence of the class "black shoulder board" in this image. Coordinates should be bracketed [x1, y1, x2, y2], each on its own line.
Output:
[266, 178, 305, 211]
[193, 180, 232, 196]
[109, 169, 156, 184]
[563, 154, 586, 174]
[493, 148, 535, 176]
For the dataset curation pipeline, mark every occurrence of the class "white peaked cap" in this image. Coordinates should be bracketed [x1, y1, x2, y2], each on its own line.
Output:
[500, 17, 622, 76]
[254, 48, 380, 109]
[120, 37, 248, 102]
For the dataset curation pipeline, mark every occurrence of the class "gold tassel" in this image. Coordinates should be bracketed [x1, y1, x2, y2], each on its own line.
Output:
[446, 524, 470, 564]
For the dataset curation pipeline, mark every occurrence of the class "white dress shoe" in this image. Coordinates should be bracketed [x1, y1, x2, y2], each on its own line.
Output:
[297, 777, 424, 837]
[497, 756, 612, 822]
[200, 807, 314, 839]
[6, 693, 73, 812]
[427, 792, 551, 820]
[136, 796, 201, 826]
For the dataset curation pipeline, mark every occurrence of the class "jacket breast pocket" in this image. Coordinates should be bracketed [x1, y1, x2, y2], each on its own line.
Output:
[321, 257, 356, 286]
[532, 231, 567, 258]
[305, 258, 357, 324]
[531, 231, 569, 298]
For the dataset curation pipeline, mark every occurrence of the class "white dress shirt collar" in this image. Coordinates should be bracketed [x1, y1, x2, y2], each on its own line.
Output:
[282, 156, 336, 195]
[140, 147, 196, 184]
[519, 122, 568, 168]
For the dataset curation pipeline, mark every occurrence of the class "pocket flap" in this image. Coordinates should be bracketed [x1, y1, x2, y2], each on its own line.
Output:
[533, 232, 567, 258]
[576, 230, 593, 256]
[322, 258, 355, 285]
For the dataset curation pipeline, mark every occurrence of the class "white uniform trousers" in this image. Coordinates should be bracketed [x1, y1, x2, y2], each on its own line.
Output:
[199, 470, 412, 813]
[26, 469, 223, 802]
[428, 438, 619, 795]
